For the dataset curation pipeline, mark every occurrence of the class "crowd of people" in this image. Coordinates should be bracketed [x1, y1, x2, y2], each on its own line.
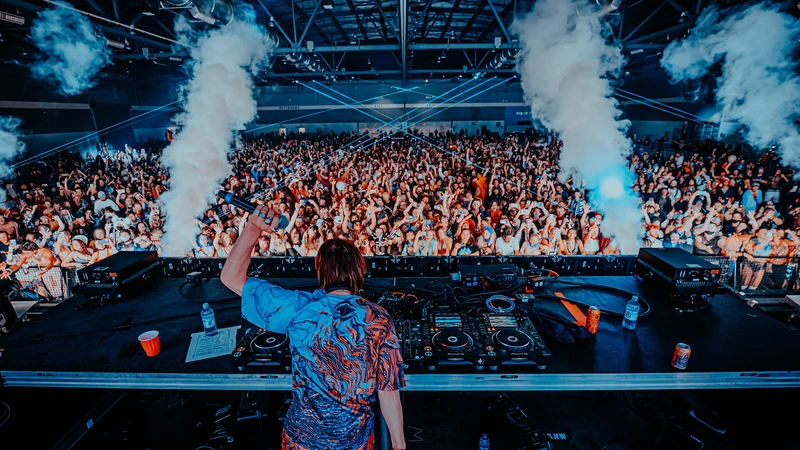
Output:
[2, 130, 799, 296]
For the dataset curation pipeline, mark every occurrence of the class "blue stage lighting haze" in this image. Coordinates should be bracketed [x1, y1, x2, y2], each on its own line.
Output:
[0, 116, 25, 203]
[513, 0, 643, 253]
[661, 3, 800, 169]
[28, 7, 111, 96]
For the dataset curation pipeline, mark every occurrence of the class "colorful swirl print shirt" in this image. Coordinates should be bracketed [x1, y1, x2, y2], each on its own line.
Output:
[242, 278, 405, 450]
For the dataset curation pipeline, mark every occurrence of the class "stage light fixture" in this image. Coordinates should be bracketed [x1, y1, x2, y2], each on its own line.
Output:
[494, 36, 502, 49]
[0, 11, 25, 25]
[269, 16, 275, 27]
[106, 38, 126, 50]
[322, 0, 334, 10]
[630, 48, 643, 55]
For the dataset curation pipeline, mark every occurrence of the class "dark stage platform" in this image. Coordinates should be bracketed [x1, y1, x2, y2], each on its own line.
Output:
[1, 276, 800, 391]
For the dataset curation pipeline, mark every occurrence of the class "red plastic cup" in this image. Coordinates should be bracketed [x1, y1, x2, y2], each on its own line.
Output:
[138, 330, 160, 357]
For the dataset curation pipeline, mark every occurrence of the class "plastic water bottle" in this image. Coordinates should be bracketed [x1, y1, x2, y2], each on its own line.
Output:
[479, 433, 490, 450]
[201, 303, 218, 336]
[622, 296, 640, 330]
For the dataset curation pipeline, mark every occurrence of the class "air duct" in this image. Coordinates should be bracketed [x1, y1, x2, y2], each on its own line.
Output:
[486, 48, 519, 69]
[159, 0, 233, 26]
[105, 38, 126, 50]
[285, 52, 324, 73]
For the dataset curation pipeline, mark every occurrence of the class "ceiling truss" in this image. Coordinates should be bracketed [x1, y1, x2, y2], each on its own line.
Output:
[0, 0, 709, 82]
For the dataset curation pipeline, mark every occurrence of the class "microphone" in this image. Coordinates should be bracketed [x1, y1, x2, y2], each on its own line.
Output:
[217, 191, 256, 214]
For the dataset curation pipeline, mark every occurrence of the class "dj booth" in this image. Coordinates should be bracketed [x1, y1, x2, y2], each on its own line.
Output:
[2, 254, 799, 390]
[1, 255, 800, 448]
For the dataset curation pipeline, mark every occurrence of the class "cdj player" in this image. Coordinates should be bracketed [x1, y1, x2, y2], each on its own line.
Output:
[232, 327, 292, 372]
[401, 311, 551, 372]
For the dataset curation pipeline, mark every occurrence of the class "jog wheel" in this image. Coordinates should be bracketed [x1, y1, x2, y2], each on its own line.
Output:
[250, 331, 288, 352]
[432, 329, 473, 352]
[493, 329, 532, 352]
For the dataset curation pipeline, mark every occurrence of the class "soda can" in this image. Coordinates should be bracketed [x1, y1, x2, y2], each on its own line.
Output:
[585, 306, 601, 334]
[672, 343, 691, 370]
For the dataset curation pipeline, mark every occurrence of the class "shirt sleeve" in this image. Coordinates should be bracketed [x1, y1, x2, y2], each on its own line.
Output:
[241, 278, 303, 334]
[376, 319, 406, 391]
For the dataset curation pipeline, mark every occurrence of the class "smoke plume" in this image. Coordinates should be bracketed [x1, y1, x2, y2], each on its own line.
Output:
[29, 7, 111, 96]
[513, 0, 641, 252]
[0, 117, 25, 203]
[159, 8, 271, 255]
[662, 4, 800, 167]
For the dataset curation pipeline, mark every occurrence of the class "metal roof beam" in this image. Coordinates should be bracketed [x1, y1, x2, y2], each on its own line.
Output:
[439, 0, 461, 39]
[261, 70, 402, 78]
[460, 0, 487, 41]
[623, 0, 667, 42]
[281, 0, 334, 46]
[150, 16, 176, 39]
[298, 0, 324, 45]
[328, 12, 350, 43]
[625, 20, 695, 44]
[477, 0, 513, 42]
[485, 0, 511, 42]
[255, 0, 295, 46]
[401, 0, 407, 86]
[374, 0, 400, 41]
[85, 0, 107, 17]
[417, 0, 434, 42]
[345, 0, 369, 41]
[409, 68, 513, 74]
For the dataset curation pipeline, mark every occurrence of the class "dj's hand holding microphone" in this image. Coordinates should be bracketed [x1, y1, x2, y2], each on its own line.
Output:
[217, 191, 278, 232]
[247, 205, 275, 232]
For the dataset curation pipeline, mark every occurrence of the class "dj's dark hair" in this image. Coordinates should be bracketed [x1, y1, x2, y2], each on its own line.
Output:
[315, 239, 366, 294]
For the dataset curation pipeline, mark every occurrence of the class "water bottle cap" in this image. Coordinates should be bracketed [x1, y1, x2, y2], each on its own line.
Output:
[203, 302, 209, 309]
[631, 296, 639, 302]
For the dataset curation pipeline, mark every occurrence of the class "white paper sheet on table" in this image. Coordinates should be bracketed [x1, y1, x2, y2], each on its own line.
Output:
[185, 325, 241, 363]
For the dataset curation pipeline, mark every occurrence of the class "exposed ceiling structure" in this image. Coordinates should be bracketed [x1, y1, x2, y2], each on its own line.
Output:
[0, 0, 718, 84]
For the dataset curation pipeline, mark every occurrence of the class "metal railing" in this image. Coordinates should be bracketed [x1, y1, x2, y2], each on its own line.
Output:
[698, 255, 800, 296]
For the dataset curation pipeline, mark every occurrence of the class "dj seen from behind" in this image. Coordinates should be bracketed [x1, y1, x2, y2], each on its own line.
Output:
[221, 205, 406, 450]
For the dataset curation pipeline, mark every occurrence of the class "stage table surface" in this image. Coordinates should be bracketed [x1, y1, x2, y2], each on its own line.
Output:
[2, 276, 799, 391]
